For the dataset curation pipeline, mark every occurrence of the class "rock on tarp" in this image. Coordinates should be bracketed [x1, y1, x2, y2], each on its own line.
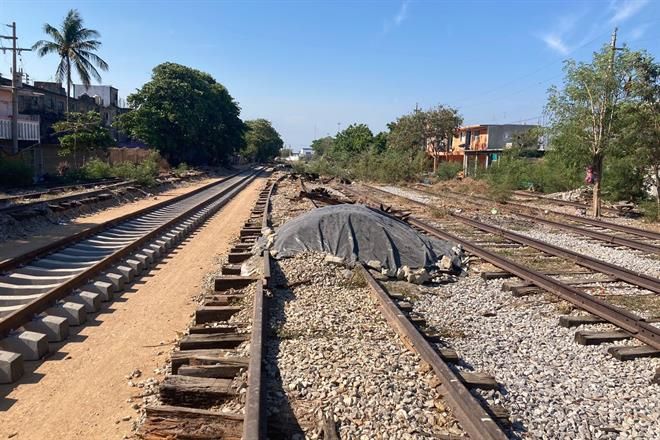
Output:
[270, 204, 461, 272]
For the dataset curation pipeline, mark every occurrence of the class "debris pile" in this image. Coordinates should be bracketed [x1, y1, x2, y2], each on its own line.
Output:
[263, 204, 463, 283]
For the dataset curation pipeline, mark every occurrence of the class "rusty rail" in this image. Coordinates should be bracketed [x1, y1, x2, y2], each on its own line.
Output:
[359, 184, 660, 293]
[340, 184, 660, 350]
[244, 178, 277, 440]
[358, 265, 508, 440]
[451, 213, 660, 294]
[441, 187, 660, 242]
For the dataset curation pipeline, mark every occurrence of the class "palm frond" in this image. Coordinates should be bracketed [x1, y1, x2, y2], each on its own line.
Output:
[77, 49, 109, 72]
[75, 28, 101, 41]
[72, 39, 101, 51]
[32, 40, 60, 56]
[72, 53, 97, 85]
[55, 57, 68, 84]
[42, 24, 64, 43]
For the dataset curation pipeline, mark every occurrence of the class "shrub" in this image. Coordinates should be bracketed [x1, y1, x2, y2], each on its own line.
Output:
[173, 162, 189, 176]
[0, 158, 32, 187]
[81, 159, 113, 180]
[639, 200, 659, 223]
[435, 162, 463, 181]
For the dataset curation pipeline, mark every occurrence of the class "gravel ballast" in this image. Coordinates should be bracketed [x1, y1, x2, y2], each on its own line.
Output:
[264, 252, 462, 439]
[413, 274, 659, 439]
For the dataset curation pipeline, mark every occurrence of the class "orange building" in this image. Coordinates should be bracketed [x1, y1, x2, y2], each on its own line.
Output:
[427, 123, 539, 174]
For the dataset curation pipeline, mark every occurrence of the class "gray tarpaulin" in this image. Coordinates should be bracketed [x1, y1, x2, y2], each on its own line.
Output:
[270, 204, 461, 271]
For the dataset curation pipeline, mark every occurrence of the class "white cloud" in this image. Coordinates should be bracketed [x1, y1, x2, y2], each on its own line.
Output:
[383, 0, 411, 33]
[610, 0, 649, 23]
[541, 34, 570, 55]
[394, 0, 409, 26]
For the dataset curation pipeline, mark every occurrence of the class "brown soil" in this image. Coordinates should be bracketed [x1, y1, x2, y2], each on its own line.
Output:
[0, 177, 266, 440]
[0, 178, 223, 264]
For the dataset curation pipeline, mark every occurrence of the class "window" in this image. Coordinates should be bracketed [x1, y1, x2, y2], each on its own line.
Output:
[57, 101, 64, 112]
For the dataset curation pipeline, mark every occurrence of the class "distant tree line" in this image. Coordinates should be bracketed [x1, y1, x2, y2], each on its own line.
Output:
[306, 105, 462, 182]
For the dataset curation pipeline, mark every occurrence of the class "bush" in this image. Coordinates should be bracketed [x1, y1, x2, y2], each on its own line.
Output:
[112, 154, 159, 186]
[173, 162, 189, 176]
[435, 162, 463, 181]
[81, 159, 113, 180]
[0, 158, 32, 187]
[639, 200, 659, 223]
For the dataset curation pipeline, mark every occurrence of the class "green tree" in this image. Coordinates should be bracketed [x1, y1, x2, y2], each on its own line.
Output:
[546, 44, 649, 216]
[388, 105, 462, 171]
[621, 53, 660, 209]
[333, 124, 374, 158]
[242, 119, 284, 162]
[310, 136, 335, 157]
[372, 131, 388, 153]
[52, 111, 114, 164]
[32, 9, 109, 113]
[115, 63, 245, 165]
[280, 148, 293, 158]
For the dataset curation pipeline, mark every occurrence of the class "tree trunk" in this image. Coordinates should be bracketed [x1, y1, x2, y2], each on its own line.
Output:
[66, 58, 71, 114]
[433, 155, 438, 173]
[591, 154, 603, 217]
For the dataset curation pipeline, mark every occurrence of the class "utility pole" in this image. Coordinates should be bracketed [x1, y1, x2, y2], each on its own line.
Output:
[1, 22, 32, 155]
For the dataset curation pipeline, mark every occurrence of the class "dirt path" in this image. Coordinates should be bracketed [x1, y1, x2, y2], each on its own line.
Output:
[0, 177, 224, 264]
[0, 177, 266, 440]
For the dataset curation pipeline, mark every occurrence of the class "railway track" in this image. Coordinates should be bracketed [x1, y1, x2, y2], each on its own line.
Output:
[137, 178, 276, 439]
[338, 183, 660, 361]
[0, 169, 262, 384]
[358, 264, 509, 440]
[510, 189, 624, 215]
[407, 184, 660, 255]
[0, 180, 136, 215]
[0, 178, 124, 205]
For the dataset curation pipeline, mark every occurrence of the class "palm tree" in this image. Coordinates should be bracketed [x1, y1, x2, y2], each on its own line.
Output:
[32, 9, 109, 113]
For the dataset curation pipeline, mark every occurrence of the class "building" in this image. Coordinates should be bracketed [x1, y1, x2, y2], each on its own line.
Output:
[0, 85, 40, 146]
[427, 123, 540, 175]
[0, 77, 131, 176]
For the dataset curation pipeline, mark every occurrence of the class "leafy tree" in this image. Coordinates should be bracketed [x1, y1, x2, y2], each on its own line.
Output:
[280, 148, 293, 158]
[423, 105, 463, 172]
[242, 119, 284, 162]
[52, 111, 114, 164]
[333, 124, 374, 158]
[310, 136, 335, 157]
[387, 110, 425, 157]
[115, 63, 245, 165]
[32, 9, 109, 113]
[372, 131, 388, 153]
[621, 53, 660, 209]
[510, 127, 544, 155]
[546, 44, 649, 216]
[388, 105, 462, 171]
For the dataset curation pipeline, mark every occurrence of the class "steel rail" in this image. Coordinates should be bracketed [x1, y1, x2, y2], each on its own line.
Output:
[451, 213, 660, 294]
[510, 190, 621, 214]
[0, 178, 124, 204]
[359, 264, 508, 440]
[0, 171, 242, 272]
[244, 180, 277, 440]
[512, 211, 660, 255]
[0, 180, 136, 214]
[359, 184, 660, 293]
[0, 170, 260, 337]
[339, 184, 660, 350]
[440, 187, 660, 241]
[409, 185, 660, 250]
[407, 218, 660, 350]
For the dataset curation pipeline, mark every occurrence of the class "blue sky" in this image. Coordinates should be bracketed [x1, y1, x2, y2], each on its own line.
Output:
[1, 0, 659, 150]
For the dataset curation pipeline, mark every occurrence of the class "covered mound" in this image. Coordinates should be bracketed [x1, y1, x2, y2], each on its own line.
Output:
[269, 204, 461, 274]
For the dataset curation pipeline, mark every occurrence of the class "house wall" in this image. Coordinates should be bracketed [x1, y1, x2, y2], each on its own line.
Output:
[486, 124, 537, 149]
